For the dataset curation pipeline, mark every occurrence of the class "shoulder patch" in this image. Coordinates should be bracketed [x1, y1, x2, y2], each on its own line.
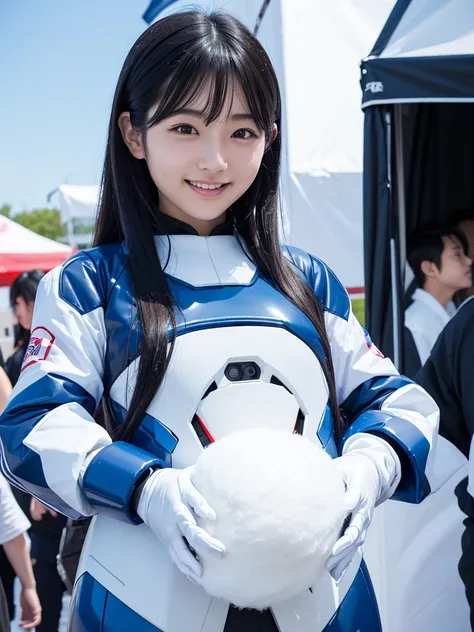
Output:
[283, 246, 350, 320]
[21, 326, 56, 371]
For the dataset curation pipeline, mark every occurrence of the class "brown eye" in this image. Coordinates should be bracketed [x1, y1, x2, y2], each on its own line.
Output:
[174, 124, 196, 135]
[232, 128, 255, 139]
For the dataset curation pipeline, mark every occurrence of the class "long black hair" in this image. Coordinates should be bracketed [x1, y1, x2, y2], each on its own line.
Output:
[94, 11, 344, 441]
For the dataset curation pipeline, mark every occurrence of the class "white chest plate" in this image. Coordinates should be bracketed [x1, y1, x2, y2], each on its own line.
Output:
[110, 325, 331, 466]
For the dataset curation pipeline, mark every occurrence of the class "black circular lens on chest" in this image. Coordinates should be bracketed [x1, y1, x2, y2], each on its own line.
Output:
[243, 363, 259, 379]
[224, 362, 260, 382]
[225, 364, 243, 381]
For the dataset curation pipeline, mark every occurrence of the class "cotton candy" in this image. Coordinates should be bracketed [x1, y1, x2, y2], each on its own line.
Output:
[190, 428, 346, 609]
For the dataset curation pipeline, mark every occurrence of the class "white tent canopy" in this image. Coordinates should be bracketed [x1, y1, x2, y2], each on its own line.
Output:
[380, 0, 474, 60]
[57, 184, 99, 221]
[0, 214, 73, 287]
[0, 215, 72, 255]
[56, 184, 99, 249]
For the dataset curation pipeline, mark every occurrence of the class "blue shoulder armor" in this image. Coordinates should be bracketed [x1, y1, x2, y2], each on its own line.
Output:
[59, 244, 127, 316]
[283, 246, 350, 321]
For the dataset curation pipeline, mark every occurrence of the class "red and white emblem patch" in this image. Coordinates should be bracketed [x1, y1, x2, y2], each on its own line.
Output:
[362, 328, 385, 359]
[21, 327, 56, 372]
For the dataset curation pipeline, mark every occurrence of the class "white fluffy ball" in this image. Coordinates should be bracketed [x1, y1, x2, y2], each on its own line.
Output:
[190, 429, 346, 609]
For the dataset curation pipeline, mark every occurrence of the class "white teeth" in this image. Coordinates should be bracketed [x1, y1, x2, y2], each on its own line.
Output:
[189, 181, 225, 190]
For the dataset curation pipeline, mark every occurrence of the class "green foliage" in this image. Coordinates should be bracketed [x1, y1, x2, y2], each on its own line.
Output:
[13, 208, 67, 242]
[0, 204, 11, 218]
[351, 298, 365, 326]
[72, 217, 95, 236]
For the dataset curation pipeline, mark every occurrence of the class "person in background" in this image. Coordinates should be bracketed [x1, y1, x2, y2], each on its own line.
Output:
[0, 474, 41, 631]
[0, 318, 11, 411]
[0, 348, 11, 422]
[453, 209, 474, 261]
[0, 364, 13, 623]
[452, 209, 474, 305]
[2, 270, 67, 632]
[416, 296, 474, 628]
[5, 326, 30, 392]
[0, 370, 11, 414]
[6, 271, 45, 387]
[405, 226, 472, 365]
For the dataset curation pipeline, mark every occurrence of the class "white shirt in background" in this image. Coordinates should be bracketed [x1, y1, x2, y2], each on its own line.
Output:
[0, 474, 30, 545]
[405, 288, 456, 366]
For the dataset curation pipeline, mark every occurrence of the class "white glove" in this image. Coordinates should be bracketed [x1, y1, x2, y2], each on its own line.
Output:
[325, 452, 380, 582]
[326, 434, 401, 582]
[137, 467, 225, 583]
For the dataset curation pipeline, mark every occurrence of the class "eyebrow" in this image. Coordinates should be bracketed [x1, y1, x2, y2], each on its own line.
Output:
[171, 108, 256, 122]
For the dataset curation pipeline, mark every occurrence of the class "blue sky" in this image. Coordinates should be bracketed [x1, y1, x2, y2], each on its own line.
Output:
[0, 1, 150, 212]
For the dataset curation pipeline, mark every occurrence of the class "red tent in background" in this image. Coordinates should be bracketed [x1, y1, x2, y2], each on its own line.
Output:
[0, 216, 74, 286]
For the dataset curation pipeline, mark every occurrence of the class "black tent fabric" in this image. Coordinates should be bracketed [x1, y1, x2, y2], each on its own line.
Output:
[363, 106, 392, 352]
[362, 0, 474, 371]
[361, 0, 474, 108]
[362, 56, 474, 108]
[364, 102, 474, 367]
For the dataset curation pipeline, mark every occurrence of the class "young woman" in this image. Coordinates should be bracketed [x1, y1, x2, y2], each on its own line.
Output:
[0, 11, 438, 632]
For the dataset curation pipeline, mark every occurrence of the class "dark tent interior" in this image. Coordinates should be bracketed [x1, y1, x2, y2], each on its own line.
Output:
[364, 102, 474, 375]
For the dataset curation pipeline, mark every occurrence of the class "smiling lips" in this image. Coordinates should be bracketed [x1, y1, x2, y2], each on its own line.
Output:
[186, 180, 230, 197]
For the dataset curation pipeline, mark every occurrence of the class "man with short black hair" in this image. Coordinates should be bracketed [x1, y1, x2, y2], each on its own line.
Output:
[405, 226, 472, 365]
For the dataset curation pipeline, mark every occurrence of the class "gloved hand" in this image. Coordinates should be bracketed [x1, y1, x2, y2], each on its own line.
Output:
[136, 467, 225, 583]
[325, 452, 380, 582]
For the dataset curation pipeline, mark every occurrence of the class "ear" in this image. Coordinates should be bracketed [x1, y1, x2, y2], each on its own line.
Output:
[421, 259, 437, 279]
[265, 124, 278, 152]
[118, 112, 145, 160]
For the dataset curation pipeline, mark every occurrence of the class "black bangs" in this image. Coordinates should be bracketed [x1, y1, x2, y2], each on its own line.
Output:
[10, 270, 45, 307]
[143, 13, 279, 136]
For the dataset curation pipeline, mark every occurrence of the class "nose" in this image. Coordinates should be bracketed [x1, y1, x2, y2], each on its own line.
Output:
[196, 141, 228, 173]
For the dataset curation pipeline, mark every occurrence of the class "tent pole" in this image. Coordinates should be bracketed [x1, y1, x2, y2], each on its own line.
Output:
[385, 110, 402, 370]
[394, 105, 407, 286]
[389, 237, 400, 369]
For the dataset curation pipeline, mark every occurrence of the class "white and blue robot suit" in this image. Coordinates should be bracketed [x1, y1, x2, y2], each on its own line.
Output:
[0, 219, 438, 632]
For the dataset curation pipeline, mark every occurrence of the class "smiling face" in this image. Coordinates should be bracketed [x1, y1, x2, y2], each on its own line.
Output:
[119, 79, 274, 236]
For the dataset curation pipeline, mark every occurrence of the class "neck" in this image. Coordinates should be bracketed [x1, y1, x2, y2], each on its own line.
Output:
[159, 206, 227, 237]
[189, 215, 226, 236]
[422, 281, 454, 309]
